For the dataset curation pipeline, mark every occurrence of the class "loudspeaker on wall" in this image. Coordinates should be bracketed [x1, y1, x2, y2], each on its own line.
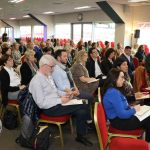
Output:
[134, 29, 140, 38]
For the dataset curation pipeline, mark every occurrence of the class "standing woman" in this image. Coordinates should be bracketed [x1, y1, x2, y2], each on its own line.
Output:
[102, 68, 150, 142]
[20, 50, 38, 85]
[0, 54, 25, 106]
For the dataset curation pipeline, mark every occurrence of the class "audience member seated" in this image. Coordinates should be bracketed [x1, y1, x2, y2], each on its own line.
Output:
[113, 57, 136, 104]
[52, 49, 94, 107]
[145, 54, 150, 87]
[101, 48, 115, 76]
[115, 42, 124, 58]
[101, 41, 110, 59]
[133, 64, 149, 93]
[71, 50, 99, 94]
[0, 47, 12, 66]
[19, 39, 27, 56]
[1, 47, 12, 56]
[0, 54, 26, 106]
[43, 46, 54, 56]
[12, 42, 21, 66]
[86, 48, 105, 86]
[120, 46, 135, 84]
[20, 50, 38, 85]
[102, 68, 150, 142]
[29, 55, 93, 147]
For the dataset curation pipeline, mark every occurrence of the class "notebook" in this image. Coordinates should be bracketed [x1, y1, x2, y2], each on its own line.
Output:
[87, 79, 99, 83]
[135, 105, 150, 121]
[62, 99, 83, 106]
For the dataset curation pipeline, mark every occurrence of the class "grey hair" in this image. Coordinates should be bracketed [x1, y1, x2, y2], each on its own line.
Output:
[39, 54, 56, 67]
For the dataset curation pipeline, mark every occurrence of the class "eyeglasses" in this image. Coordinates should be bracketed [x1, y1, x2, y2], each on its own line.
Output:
[46, 64, 55, 68]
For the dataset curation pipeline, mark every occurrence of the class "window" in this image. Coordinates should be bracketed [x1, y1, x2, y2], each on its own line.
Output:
[33, 25, 44, 38]
[20, 26, 31, 39]
[72, 24, 82, 44]
[83, 24, 92, 42]
[55, 24, 71, 39]
[93, 23, 115, 42]
[138, 23, 150, 49]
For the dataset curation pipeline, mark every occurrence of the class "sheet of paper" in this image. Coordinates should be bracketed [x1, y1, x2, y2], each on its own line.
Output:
[87, 79, 99, 83]
[135, 105, 150, 121]
[62, 99, 83, 106]
[144, 87, 150, 90]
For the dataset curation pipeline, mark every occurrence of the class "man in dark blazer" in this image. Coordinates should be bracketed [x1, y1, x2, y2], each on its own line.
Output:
[86, 48, 105, 86]
[120, 46, 135, 83]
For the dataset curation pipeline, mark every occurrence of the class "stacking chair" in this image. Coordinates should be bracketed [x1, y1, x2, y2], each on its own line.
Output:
[94, 102, 149, 150]
[38, 113, 73, 148]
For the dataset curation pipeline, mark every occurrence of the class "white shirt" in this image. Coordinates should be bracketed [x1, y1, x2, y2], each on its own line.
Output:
[124, 53, 130, 62]
[95, 60, 102, 77]
[4, 66, 20, 86]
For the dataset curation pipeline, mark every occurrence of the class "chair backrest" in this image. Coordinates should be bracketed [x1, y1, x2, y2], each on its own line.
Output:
[98, 87, 102, 102]
[94, 102, 108, 150]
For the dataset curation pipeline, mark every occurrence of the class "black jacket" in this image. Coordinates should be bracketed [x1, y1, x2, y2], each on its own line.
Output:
[101, 58, 114, 76]
[86, 57, 103, 78]
[20, 62, 33, 85]
[0, 67, 20, 106]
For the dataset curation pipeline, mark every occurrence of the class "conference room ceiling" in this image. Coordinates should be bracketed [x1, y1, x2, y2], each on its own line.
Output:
[0, 0, 150, 20]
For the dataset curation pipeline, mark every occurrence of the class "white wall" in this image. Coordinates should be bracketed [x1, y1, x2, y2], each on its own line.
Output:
[4, 5, 150, 45]
[19, 18, 40, 26]
[109, 2, 134, 47]
[54, 10, 112, 24]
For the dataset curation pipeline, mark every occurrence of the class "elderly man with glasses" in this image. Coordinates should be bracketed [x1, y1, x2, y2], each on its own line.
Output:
[29, 55, 93, 147]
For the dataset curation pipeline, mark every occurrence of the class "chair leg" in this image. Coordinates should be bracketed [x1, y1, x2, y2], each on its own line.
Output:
[0, 104, 3, 118]
[16, 105, 22, 124]
[69, 118, 73, 135]
[0, 105, 5, 119]
[57, 124, 64, 148]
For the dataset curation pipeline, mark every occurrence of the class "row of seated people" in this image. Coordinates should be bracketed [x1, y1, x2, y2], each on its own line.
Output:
[0, 45, 149, 108]
[2, 48, 150, 148]
[0, 52, 99, 147]
[102, 68, 150, 145]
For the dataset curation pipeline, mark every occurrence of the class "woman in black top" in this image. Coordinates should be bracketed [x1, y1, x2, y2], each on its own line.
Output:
[20, 50, 38, 85]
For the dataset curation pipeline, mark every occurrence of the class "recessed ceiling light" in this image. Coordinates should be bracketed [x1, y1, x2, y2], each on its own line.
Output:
[0, 8, 3, 10]
[128, 0, 148, 2]
[10, 18, 16, 20]
[74, 6, 91, 10]
[43, 11, 54, 14]
[8, 0, 24, 3]
[23, 15, 30, 18]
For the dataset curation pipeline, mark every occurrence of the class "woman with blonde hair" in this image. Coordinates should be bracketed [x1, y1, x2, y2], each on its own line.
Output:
[71, 50, 99, 94]
[20, 50, 38, 85]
